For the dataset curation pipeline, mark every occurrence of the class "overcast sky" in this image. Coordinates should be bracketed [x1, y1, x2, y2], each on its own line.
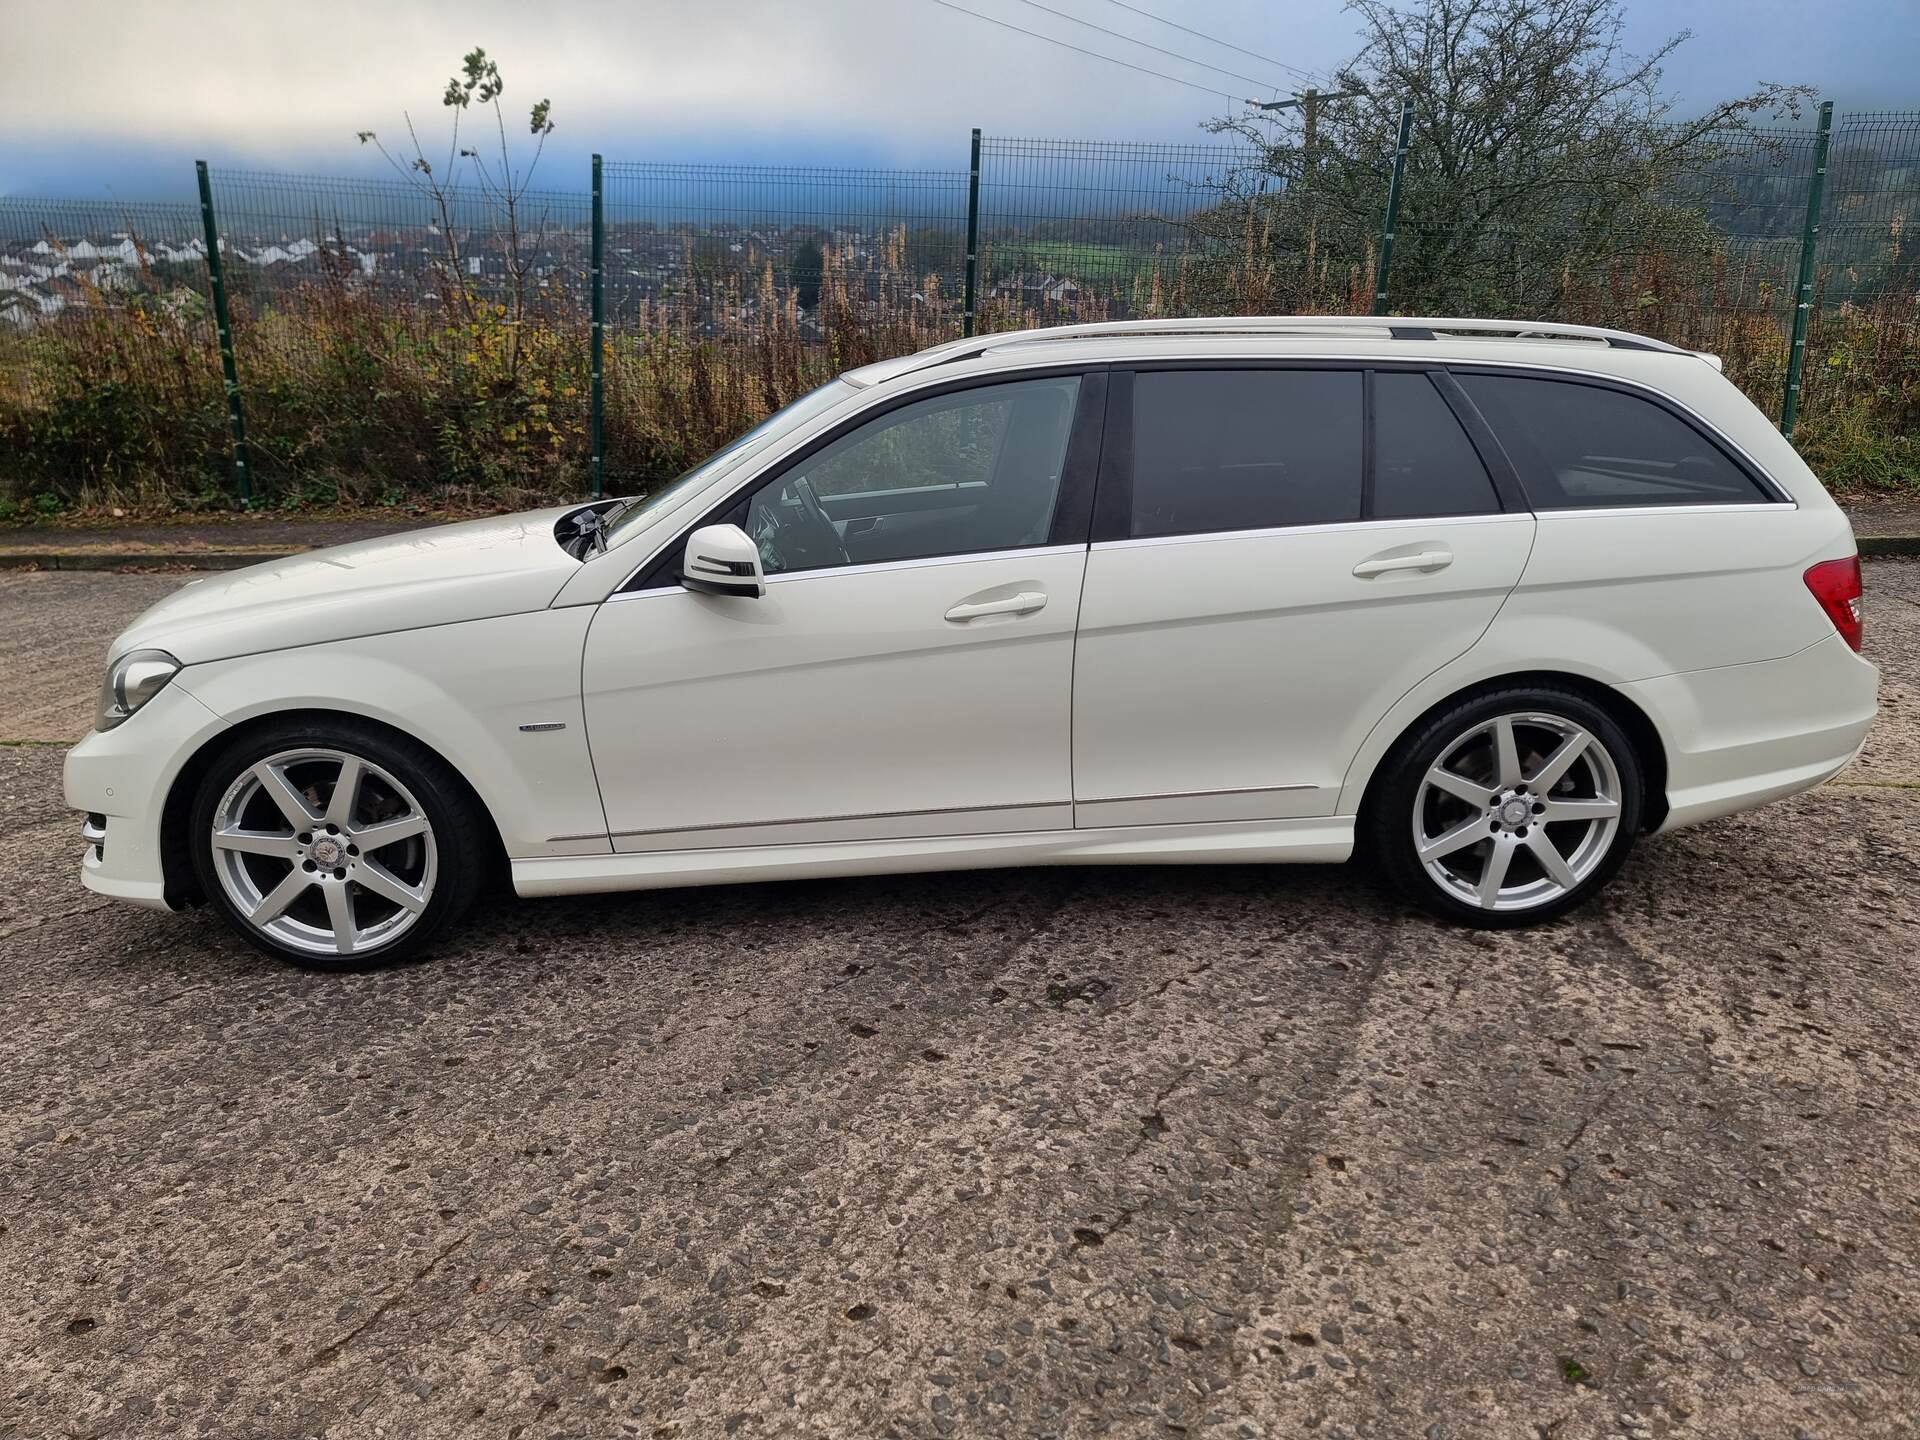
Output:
[5, 0, 1916, 196]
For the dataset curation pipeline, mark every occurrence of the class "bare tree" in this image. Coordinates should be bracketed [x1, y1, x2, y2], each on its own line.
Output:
[357, 48, 557, 376]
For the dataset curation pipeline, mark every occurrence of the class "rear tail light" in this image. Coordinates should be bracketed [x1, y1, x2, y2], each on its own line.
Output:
[1804, 556, 1863, 652]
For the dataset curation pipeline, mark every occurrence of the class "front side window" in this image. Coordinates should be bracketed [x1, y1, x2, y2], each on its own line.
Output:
[744, 376, 1080, 575]
[1129, 370, 1363, 539]
[1456, 373, 1767, 509]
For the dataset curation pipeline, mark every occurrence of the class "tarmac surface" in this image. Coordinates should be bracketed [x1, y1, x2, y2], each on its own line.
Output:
[2, 562, 1917, 1439]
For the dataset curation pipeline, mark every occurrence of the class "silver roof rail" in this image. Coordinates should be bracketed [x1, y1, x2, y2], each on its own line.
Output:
[856, 314, 1688, 382]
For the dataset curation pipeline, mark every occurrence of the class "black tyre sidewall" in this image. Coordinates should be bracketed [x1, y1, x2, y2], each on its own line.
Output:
[189, 720, 485, 970]
[1367, 686, 1645, 928]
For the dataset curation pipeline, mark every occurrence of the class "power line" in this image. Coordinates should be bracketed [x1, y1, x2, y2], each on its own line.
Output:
[922, 0, 1244, 103]
[996, 0, 1295, 97]
[1093, 0, 1328, 87]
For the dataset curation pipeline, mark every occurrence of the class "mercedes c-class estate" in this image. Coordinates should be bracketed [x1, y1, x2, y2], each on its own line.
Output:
[67, 317, 1877, 968]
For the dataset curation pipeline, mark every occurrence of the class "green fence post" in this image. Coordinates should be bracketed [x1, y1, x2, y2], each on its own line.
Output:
[195, 160, 253, 507]
[1781, 100, 1834, 437]
[963, 128, 982, 338]
[590, 152, 606, 499]
[1371, 101, 1415, 317]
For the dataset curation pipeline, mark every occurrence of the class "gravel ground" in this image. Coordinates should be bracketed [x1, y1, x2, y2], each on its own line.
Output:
[3, 564, 1918, 1440]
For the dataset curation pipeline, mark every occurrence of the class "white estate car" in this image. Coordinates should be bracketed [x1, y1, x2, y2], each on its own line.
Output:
[67, 317, 1877, 968]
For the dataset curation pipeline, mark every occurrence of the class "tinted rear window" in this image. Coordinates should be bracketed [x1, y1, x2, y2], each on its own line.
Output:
[1372, 371, 1500, 518]
[1131, 370, 1363, 538]
[1457, 373, 1766, 509]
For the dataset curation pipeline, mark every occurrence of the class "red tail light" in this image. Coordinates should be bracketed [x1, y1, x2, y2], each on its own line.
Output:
[1804, 556, 1864, 652]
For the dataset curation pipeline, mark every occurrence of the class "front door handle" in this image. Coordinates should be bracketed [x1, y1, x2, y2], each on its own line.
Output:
[1353, 547, 1453, 578]
[945, 590, 1047, 622]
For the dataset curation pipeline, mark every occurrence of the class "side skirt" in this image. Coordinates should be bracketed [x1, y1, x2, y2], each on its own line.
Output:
[511, 816, 1356, 898]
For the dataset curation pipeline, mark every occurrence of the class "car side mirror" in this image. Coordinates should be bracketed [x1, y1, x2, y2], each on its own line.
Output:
[681, 524, 766, 599]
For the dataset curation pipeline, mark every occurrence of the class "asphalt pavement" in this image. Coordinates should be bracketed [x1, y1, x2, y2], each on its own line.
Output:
[2, 563, 1917, 1439]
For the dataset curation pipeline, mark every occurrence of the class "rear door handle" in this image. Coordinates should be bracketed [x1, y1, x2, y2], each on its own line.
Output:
[1353, 547, 1453, 578]
[945, 590, 1047, 622]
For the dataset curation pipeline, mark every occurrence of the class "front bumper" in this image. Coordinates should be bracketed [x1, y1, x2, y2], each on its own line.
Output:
[63, 683, 230, 910]
[1623, 633, 1879, 833]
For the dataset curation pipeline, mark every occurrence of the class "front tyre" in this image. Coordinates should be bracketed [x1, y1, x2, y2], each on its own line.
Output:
[1367, 687, 1644, 927]
[189, 720, 487, 969]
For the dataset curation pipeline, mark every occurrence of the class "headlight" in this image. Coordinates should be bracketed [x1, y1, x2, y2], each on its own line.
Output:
[97, 649, 181, 731]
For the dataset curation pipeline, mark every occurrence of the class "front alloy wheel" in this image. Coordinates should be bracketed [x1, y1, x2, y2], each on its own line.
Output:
[209, 748, 437, 957]
[191, 721, 486, 968]
[1370, 687, 1644, 927]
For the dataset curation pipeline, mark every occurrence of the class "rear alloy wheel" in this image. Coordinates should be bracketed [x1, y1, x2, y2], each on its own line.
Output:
[1370, 689, 1644, 926]
[191, 723, 485, 968]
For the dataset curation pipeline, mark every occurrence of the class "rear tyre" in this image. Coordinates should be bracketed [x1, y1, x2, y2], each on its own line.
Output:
[1366, 686, 1644, 928]
[189, 719, 487, 970]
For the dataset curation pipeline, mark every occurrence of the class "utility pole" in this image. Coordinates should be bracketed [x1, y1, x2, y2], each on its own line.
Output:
[1249, 86, 1367, 160]
[1249, 87, 1365, 306]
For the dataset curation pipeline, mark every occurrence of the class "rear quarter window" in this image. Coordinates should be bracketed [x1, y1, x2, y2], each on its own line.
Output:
[1456, 372, 1768, 509]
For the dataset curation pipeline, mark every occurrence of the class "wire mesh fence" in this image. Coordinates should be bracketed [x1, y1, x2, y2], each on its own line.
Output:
[1819, 111, 1920, 302]
[203, 169, 594, 497]
[598, 160, 972, 476]
[1802, 111, 1920, 460]
[1538, 126, 1824, 421]
[2, 109, 1916, 506]
[973, 136, 1275, 327]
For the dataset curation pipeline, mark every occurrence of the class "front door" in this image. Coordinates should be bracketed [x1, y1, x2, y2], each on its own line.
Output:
[1072, 366, 1536, 827]
[583, 372, 1101, 852]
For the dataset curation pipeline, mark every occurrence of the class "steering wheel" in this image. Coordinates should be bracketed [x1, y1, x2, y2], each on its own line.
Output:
[786, 476, 850, 567]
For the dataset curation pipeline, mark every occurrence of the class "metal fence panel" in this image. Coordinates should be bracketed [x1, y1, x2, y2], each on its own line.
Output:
[204, 168, 593, 496]
[206, 169, 592, 315]
[597, 159, 970, 478]
[1804, 111, 1920, 438]
[973, 136, 1274, 327]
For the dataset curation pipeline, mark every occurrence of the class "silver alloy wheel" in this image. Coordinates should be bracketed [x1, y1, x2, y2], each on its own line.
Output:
[209, 747, 437, 956]
[1412, 711, 1623, 913]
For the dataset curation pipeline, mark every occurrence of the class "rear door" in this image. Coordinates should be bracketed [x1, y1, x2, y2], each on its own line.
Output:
[1071, 365, 1536, 828]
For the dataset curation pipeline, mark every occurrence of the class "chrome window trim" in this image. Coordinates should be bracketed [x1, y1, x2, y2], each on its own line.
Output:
[1090, 511, 1531, 553]
[608, 543, 1088, 601]
[1528, 502, 1798, 519]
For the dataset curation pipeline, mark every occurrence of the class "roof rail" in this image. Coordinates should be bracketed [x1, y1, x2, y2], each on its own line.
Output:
[860, 314, 1687, 382]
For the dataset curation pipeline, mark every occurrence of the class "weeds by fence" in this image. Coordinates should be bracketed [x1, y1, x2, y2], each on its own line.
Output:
[2, 107, 1915, 512]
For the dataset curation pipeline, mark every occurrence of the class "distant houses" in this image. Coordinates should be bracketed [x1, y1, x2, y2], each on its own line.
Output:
[0, 213, 1069, 334]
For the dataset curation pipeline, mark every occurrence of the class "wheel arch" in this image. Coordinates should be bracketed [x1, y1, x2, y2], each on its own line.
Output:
[159, 708, 510, 908]
[1351, 670, 1669, 835]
